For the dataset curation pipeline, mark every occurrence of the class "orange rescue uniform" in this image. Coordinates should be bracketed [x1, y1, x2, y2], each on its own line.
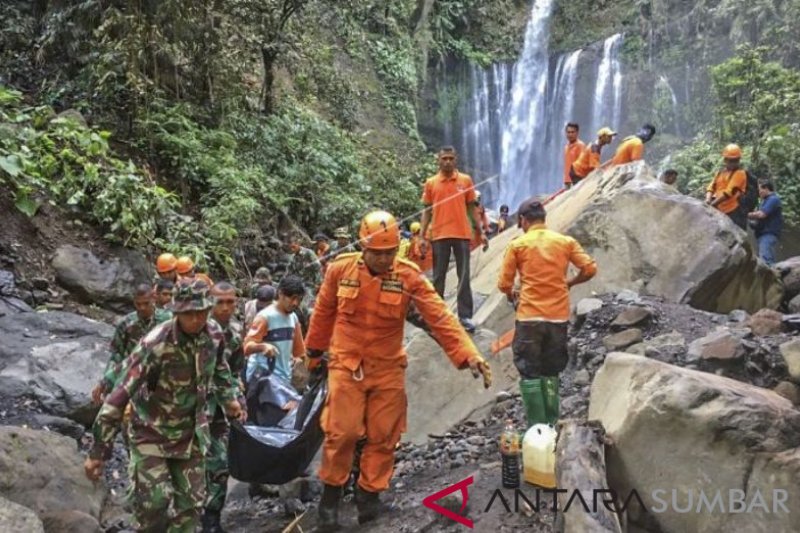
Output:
[611, 136, 644, 166]
[305, 252, 480, 492]
[570, 142, 603, 180]
[707, 169, 747, 214]
[421, 171, 477, 241]
[563, 139, 585, 185]
[497, 224, 597, 321]
[406, 235, 432, 272]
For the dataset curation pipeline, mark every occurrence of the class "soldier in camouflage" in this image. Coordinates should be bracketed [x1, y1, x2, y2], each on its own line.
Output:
[202, 282, 247, 533]
[91, 284, 172, 405]
[330, 226, 357, 259]
[284, 232, 322, 294]
[84, 279, 244, 533]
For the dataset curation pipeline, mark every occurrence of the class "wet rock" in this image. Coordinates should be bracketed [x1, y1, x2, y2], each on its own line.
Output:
[780, 339, 800, 380]
[52, 245, 151, 312]
[747, 309, 784, 336]
[611, 306, 652, 328]
[602, 329, 643, 351]
[0, 426, 106, 527]
[576, 298, 603, 317]
[687, 329, 747, 362]
[0, 310, 112, 424]
[0, 495, 44, 532]
[773, 381, 800, 405]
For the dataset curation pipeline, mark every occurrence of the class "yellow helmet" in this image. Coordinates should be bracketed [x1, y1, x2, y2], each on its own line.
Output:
[359, 211, 400, 250]
[410, 222, 421, 234]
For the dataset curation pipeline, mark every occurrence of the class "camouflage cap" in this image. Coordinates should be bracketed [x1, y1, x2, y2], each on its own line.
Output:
[170, 279, 213, 313]
[334, 226, 350, 239]
[254, 266, 271, 281]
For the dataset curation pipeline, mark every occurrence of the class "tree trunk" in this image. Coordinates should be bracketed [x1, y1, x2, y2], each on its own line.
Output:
[554, 420, 623, 533]
[261, 46, 279, 114]
[411, 0, 436, 35]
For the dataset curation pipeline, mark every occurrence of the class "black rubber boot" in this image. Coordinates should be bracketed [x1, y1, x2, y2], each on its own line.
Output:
[355, 487, 391, 525]
[201, 509, 225, 533]
[317, 484, 342, 532]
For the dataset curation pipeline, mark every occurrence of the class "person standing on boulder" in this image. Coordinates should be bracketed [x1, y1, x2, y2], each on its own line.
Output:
[91, 283, 172, 405]
[203, 282, 247, 533]
[569, 127, 617, 185]
[610, 124, 656, 165]
[305, 210, 492, 531]
[497, 198, 596, 428]
[748, 178, 783, 266]
[420, 146, 487, 333]
[706, 144, 749, 229]
[563, 123, 585, 189]
[84, 279, 244, 533]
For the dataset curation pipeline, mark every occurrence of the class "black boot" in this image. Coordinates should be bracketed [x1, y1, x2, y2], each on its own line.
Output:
[317, 484, 342, 532]
[355, 487, 392, 525]
[201, 509, 225, 533]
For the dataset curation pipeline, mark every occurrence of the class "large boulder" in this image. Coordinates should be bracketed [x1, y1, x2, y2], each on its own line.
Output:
[0, 310, 112, 425]
[0, 426, 106, 531]
[775, 256, 800, 301]
[52, 245, 151, 311]
[0, 496, 44, 532]
[589, 353, 800, 533]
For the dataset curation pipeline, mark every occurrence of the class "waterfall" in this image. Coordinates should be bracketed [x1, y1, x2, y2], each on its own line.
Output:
[591, 34, 624, 136]
[658, 75, 682, 136]
[445, 4, 626, 209]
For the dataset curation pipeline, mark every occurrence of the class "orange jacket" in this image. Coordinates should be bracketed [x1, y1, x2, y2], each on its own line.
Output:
[564, 140, 585, 184]
[611, 136, 644, 165]
[305, 253, 479, 371]
[571, 141, 603, 178]
[421, 171, 477, 241]
[497, 224, 597, 321]
[707, 168, 746, 214]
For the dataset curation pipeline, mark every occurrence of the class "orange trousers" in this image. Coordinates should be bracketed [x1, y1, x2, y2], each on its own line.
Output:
[319, 362, 406, 492]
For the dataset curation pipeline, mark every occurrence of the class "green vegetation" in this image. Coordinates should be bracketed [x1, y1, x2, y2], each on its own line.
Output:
[669, 47, 800, 222]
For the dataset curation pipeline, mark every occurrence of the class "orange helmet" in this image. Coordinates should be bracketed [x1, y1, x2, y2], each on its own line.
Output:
[175, 256, 194, 275]
[722, 144, 742, 159]
[359, 210, 400, 250]
[156, 253, 177, 273]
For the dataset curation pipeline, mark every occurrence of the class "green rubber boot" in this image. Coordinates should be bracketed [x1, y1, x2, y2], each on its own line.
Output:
[519, 379, 547, 428]
[542, 376, 560, 426]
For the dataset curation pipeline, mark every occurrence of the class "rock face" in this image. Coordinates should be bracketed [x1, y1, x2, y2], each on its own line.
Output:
[0, 496, 45, 533]
[52, 245, 151, 311]
[0, 310, 112, 424]
[589, 353, 800, 533]
[776, 256, 800, 301]
[0, 427, 106, 531]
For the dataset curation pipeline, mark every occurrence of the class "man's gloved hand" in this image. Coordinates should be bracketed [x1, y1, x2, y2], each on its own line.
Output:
[305, 349, 325, 371]
[467, 355, 492, 389]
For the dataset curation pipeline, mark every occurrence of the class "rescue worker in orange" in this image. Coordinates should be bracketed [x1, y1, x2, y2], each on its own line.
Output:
[610, 123, 656, 165]
[569, 127, 617, 185]
[176, 256, 214, 287]
[420, 146, 487, 333]
[497, 198, 596, 428]
[563, 122, 585, 189]
[469, 191, 491, 251]
[305, 210, 492, 530]
[155, 253, 179, 283]
[706, 144, 748, 229]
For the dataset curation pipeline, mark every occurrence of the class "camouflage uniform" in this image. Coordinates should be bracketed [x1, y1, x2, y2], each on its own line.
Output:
[89, 283, 238, 533]
[99, 308, 172, 391]
[286, 246, 322, 292]
[205, 317, 246, 514]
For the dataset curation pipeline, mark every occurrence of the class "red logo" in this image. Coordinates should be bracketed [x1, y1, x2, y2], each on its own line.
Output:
[422, 476, 474, 528]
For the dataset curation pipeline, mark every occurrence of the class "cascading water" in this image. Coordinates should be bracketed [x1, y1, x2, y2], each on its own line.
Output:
[591, 34, 624, 136]
[658, 75, 682, 136]
[498, 0, 556, 209]
[442, 2, 625, 209]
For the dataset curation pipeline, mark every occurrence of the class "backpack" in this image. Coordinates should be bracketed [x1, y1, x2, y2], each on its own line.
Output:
[737, 169, 759, 214]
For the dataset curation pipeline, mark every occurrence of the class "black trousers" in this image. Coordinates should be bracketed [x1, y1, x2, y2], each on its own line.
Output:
[512, 321, 569, 379]
[431, 238, 473, 319]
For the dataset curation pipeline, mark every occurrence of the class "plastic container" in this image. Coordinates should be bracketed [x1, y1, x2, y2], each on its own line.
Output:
[499, 420, 521, 488]
[522, 423, 557, 488]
